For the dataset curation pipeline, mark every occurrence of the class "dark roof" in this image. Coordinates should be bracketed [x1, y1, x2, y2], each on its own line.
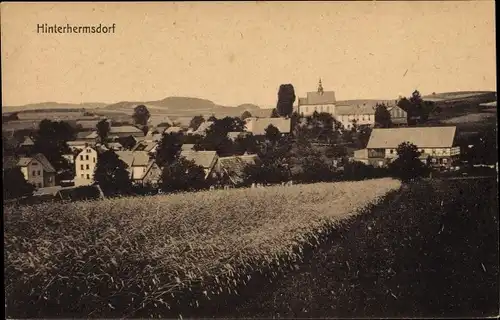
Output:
[216, 154, 259, 185]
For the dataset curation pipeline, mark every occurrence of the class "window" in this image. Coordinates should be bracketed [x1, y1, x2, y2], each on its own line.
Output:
[32, 170, 36, 176]
[86, 174, 90, 179]
[390, 149, 394, 154]
[37, 170, 41, 176]
[86, 155, 89, 160]
[93, 157, 96, 163]
[442, 158, 448, 164]
[32, 162, 38, 166]
[431, 158, 437, 163]
[87, 149, 91, 153]
[86, 164, 90, 170]
[81, 165, 84, 170]
[80, 155, 84, 161]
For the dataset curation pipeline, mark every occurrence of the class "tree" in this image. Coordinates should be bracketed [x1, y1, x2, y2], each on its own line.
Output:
[297, 148, 337, 183]
[193, 117, 245, 156]
[233, 134, 259, 156]
[94, 150, 132, 196]
[388, 142, 429, 182]
[32, 120, 74, 172]
[96, 119, 110, 143]
[207, 115, 217, 122]
[190, 115, 205, 131]
[132, 105, 151, 126]
[276, 84, 296, 117]
[241, 111, 252, 120]
[264, 124, 281, 144]
[374, 103, 392, 128]
[3, 167, 34, 200]
[117, 135, 137, 150]
[160, 157, 207, 192]
[156, 132, 183, 167]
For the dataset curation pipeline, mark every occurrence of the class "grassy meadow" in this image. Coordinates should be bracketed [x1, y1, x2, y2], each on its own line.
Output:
[5, 178, 401, 318]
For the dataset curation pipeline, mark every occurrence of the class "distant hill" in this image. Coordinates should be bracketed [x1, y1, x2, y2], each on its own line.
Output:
[104, 96, 270, 118]
[2, 102, 108, 114]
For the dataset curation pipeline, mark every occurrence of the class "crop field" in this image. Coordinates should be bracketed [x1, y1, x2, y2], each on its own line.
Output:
[222, 177, 499, 318]
[4, 178, 401, 318]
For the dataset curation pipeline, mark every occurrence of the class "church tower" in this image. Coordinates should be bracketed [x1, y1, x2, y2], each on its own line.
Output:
[317, 78, 324, 95]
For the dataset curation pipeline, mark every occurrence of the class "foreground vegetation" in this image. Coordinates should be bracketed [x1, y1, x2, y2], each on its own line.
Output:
[5, 178, 401, 318]
[225, 178, 499, 318]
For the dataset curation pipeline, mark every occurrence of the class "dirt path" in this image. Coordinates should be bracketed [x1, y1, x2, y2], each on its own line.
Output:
[216, 178, 499, 318]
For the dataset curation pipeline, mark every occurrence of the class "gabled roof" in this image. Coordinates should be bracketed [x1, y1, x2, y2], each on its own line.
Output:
[18, 153, 56, 172]
[227, 131, 250, 141]
[115, 151, 150, 167]
[33, 186, 63, 196]
[18, 157, 33, 167]
[67, 140, 93, 146]
[180, 150, 218, 169]
[479, 101, 497, 107]
[301, 91, 336, 105]
[194, 121, 214, 134]
[336, 105, 376, 116]
[132, 141, 158, 153]
[216, 154, 259, 185]
[110, 126, 143, 134]
[367, 126, 457, 149]
[164, 126, 183, 134]
[20, 136, 35, 146]
[76, 131, 97, 140]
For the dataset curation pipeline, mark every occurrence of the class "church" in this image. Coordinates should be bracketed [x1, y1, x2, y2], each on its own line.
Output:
[297, 79, 337, 116]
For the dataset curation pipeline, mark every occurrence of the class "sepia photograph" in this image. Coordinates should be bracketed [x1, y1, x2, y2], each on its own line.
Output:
[2, 1, 498, 318]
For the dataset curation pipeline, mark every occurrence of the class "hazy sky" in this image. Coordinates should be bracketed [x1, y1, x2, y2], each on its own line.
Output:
[1, 1, 496, 107]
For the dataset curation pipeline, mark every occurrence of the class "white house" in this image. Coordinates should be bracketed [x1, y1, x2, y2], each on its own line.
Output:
[244, 117, 290, 136]
[74, 146, 98, 186]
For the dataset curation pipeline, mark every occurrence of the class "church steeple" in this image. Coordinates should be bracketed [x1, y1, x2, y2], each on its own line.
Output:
[317, 78, 324, 95]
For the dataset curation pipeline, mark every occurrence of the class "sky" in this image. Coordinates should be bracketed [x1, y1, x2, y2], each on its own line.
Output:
[1, 1, 496, 108]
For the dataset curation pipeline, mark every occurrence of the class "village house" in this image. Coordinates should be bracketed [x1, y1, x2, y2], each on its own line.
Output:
[74, 146, 98, 186]
[181, 143, 195, 151]
[213, 154, 259, 187]
[354, 126, 461, 168]
[244, 117, 291, 136]
[297, 79, 337, 116]
[140, 161, 162, 187]
[75, 131, 99, 143]
[67, 140, 97, 152]
[132, 141, 159, 154]
[115, 151, 151, 183]
[18, 153, 56, 189]
[164, 126, 183, 135]
[180, 150, 218, 178]
[109, 126, 144, 138]
[18, 136, 35, 155]
[335, 105, 376, 129]
[227, 131, 251, 141]
[190, 121, 214, 136]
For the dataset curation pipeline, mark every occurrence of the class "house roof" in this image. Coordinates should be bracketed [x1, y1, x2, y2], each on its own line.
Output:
[336, 105, 376, 116]
[18, 157, 33, 167]
[107, 142, 123, 149]
[180, 150, 217, 169]
[367, 126, 457, 149]
[76, 120, 105, 129]
[115, 151, 150, 167]
[18, 153, 56, 172]
[217, 154, 259, 185]
[67, 140, 92, 146]
[181, 143, 195, 151]
[20, 136, 35, 146]
[194, 121, 214, 134]
[245, 117, 291, 135]
[164, 126, 183, 134]
[76, 131, 97, 140]
[110, 126, 143, 134]
[132, 141, 158, 152]
[300, 91, 337, 105]
[227, 131, 249, 140]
